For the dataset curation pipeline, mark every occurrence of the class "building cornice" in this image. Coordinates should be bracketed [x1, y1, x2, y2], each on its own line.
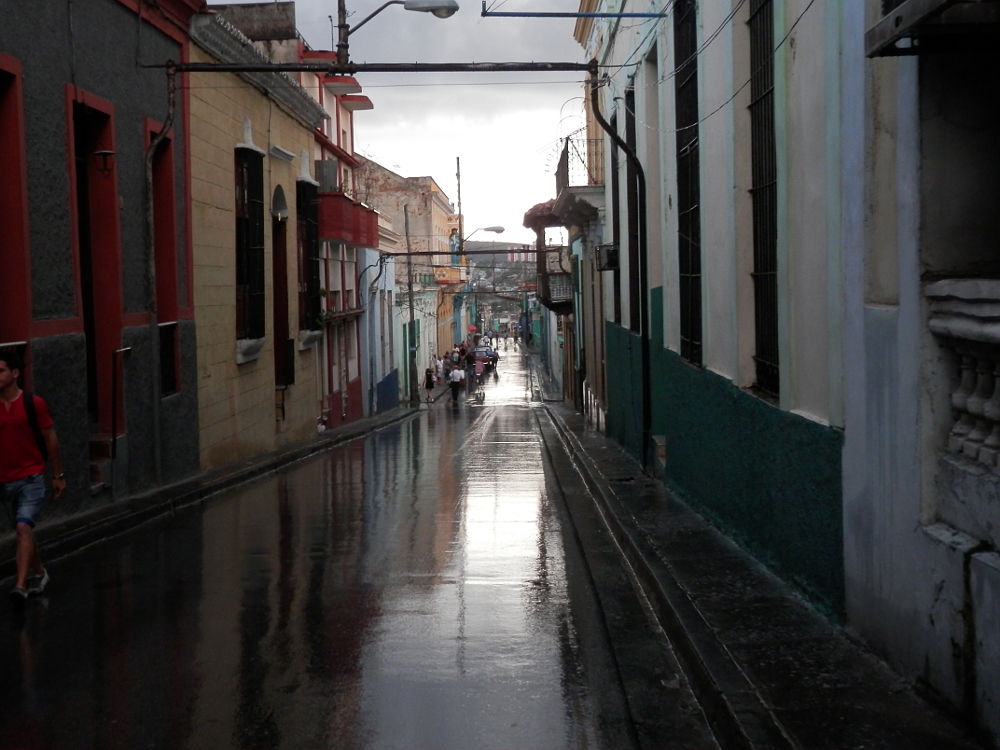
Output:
[190, 13, 327, 130]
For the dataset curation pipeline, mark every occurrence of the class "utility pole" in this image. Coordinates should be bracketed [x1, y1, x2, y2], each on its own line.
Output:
[404, 205, 419, 405]
[456, 156, 464, 255]
[336, 0, 350, 66]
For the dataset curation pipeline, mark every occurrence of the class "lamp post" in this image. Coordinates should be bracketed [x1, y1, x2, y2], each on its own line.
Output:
[456, 227, 502, 340]
[461, 225, 505, 249]
[338, 0, 460, 65]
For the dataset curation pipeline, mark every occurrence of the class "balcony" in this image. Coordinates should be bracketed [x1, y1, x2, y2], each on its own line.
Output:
[538, 271, 573, 314]
[866, 0, 1000, 56]
[553, 135, 605, 229]
[555, 136, 605, 194]
[318, 191, 378, 248]
[926, 278, 1000, 547]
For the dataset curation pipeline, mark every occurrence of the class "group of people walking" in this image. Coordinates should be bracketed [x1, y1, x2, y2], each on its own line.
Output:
[423, 338, 508, 404]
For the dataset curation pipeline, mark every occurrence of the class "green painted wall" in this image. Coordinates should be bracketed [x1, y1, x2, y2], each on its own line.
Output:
[605, 287, 845, 618]
[605, 321, 645, 456]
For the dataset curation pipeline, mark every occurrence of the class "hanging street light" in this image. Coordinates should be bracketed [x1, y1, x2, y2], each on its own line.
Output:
[339, 0, 460, 65]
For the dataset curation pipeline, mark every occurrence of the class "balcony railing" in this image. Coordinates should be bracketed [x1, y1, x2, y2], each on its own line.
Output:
[538, 271, 573, 312]
[318, 191, 378, 248]
[927, 279, 1000, 469]
[555, 136, 605, 195]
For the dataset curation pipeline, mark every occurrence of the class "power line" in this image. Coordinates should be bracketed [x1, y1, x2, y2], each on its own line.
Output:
[606, 0, 820, 136]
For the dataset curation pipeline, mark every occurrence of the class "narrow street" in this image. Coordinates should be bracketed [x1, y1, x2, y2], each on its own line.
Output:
[0, 348, 709, 750]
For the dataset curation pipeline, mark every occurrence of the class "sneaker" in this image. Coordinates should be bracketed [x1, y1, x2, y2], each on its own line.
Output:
[9, 586, 28, 603]
[27, 569, 49, 596]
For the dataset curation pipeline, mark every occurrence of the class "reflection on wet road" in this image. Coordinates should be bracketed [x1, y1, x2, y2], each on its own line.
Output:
[0, 348, 622, 749]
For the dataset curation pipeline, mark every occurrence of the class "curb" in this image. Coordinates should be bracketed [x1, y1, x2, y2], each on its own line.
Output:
[1, 405, 419, 582]
[544, 403, 794, 750]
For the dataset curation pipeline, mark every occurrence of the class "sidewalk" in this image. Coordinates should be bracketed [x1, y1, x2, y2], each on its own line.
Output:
[1, 404, 420, 583]
[542, 396, 982, 748]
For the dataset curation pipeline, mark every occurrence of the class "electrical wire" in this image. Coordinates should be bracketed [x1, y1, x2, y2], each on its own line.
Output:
[606, 0, 820, 136]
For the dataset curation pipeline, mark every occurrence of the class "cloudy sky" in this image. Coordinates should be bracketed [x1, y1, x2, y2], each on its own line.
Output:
[284, 0, 590, 245]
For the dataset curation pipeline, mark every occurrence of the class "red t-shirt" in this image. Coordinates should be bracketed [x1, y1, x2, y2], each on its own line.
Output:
[0, 392, 53, 483]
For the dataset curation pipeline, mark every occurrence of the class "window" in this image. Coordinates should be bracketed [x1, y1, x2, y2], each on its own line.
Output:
[625, 87, 641, 333]
[71, 93, 123, 430]
[0, 57, 30, 347]
[674, 0, 702, 365]
[297, 181, 321, 330]
[344, 247, 357, 310]
[609, 114, 622, 325]
[149, 124, 179, 394]
[159, 322, 178, 396]
[749, 0, 779, 397]
[235, 148, 265, 341]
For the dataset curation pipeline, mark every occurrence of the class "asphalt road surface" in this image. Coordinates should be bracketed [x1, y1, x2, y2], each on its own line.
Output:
[0, 350, 713, 749]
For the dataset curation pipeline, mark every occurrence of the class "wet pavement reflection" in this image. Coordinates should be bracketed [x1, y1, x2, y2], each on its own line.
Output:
[0, 346, 620, 749]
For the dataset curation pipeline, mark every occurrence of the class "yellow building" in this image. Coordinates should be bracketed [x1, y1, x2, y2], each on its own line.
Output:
[188, 13, 327, 467]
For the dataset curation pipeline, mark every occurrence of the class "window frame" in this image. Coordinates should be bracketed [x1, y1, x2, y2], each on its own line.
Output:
[235, 147, 266, 344]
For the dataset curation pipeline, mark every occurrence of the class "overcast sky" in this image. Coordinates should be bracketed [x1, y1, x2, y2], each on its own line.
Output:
[244, 0, 590, 245]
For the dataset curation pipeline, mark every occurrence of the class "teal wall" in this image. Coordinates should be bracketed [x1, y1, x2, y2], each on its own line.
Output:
[605, 287, 845, 618]
[605, 322, 645, 457]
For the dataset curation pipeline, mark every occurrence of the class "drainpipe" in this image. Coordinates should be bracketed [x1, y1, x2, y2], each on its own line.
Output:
[404, 205, 419, 405]
[589, 70, 651, 467]
[367, 253, 387, 414]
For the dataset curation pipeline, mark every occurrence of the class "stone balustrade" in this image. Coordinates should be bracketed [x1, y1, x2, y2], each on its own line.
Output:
[926, 279, 1000, 470]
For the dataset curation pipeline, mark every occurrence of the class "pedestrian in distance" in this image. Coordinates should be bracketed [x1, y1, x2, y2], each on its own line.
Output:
[449, 366, 465, 401]
[474, 359, 485, 385]
[423, 368, 435, 403]
[465, 348, 476, 376]
[0, 350, 64, 603]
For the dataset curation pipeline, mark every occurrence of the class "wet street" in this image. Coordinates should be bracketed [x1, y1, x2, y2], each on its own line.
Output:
[0, 348, 650, 749]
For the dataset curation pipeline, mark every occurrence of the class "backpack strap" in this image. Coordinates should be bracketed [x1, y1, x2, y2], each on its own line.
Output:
[22, 391, 50, 462]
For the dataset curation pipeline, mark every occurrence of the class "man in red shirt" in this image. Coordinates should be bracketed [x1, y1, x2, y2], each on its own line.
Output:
[0, 351, 64, 602]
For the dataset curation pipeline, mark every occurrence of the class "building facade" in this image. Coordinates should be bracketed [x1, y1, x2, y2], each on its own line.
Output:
[356, 158, 457, 400]
[208, 2, 389, 435]
[189, 11, 326, 468]
[566, 0, 1000, 739]
[0, 0, 205, 506]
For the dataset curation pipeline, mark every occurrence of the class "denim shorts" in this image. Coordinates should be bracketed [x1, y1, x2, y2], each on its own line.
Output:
[2, 474, 45, 528]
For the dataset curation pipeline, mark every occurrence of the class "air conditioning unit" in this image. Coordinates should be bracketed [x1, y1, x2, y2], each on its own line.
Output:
[596, 243, 618, 271]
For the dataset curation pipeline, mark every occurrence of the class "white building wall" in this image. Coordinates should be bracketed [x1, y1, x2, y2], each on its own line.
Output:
[782, 0, 832, 425]
[700, 0, 739, 381]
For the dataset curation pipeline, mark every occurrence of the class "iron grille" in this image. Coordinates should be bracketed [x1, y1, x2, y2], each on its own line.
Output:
[556, 136, 606, 194]
[625, 87, 640, 333]
[674, 0, 702, 365]
[297, 181, 321, 330]
[749, 0, 779, 397]
[541, 272, 574, 306]
[235, 148, 265, 340]
[610, 115, 622, 325]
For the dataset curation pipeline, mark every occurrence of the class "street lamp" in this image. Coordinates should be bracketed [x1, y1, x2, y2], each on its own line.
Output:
[338, 0, 460, 65]
[456, 227, 503, 341]
[458, 225, 504, 255]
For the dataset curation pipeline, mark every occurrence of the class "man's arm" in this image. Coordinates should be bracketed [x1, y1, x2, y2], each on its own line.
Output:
[40, 426, 65, 498]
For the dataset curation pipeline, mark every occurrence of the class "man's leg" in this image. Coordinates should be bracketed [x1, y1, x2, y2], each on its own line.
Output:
[14, 522, 37, 589]
[11, 475, 45, 593]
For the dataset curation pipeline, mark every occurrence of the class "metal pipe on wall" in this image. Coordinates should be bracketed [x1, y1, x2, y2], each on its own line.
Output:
[588, 71, 651, 467]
